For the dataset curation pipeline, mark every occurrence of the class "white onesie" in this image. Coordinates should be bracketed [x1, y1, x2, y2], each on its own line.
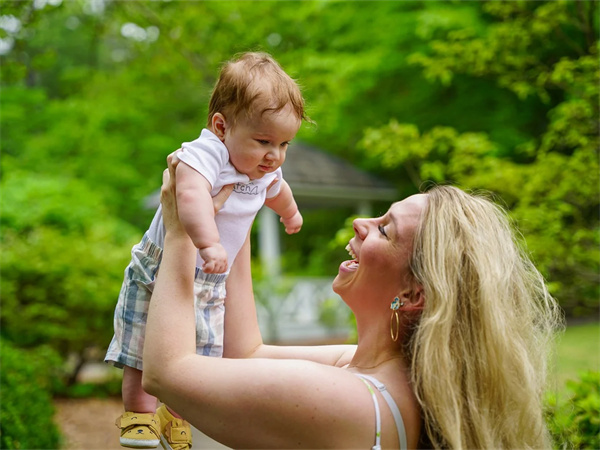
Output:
[148, 128, 282, 271]
[105, 128, 283, 368]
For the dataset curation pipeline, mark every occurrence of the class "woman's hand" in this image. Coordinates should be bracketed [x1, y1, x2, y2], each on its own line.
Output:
[213, 184, 234, 213]
[160, 150, 234, 235]
[160, 151, 186, 236]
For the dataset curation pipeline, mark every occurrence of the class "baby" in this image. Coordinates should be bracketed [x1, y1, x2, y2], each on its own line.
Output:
[105, 52, 307, 449]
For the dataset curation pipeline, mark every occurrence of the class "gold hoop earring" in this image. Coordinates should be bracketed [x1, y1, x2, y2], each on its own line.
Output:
[390, 297, 402, 342]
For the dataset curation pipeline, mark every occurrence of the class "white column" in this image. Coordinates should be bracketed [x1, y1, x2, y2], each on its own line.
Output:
[258, 207, 281, 278]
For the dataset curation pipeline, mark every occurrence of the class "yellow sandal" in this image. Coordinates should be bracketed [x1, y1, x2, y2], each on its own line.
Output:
[116, 411, 161, 449]
[156, 404, 192, 450]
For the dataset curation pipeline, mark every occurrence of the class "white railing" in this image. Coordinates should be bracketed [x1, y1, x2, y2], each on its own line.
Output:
[254, 277, 354, 344]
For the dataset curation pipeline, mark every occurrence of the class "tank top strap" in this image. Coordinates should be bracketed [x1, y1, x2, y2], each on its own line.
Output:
[354, 373, 408, 450]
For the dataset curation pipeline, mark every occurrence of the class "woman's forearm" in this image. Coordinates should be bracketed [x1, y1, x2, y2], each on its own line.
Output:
[251, 343, 357, 367]
[222, 232, 357, 366]
[142, 230, 198, 396]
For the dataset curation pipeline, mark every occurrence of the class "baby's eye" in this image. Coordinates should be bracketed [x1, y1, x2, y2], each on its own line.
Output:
[256, 139, 270, 145]
[280, 141, 290, 148]
[378, 224, 388, 238]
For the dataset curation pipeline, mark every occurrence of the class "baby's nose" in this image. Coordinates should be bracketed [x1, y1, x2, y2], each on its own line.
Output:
[266, 147, 282, 161]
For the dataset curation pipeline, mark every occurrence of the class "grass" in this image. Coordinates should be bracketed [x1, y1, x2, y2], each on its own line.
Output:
[549, 321, 600, 392]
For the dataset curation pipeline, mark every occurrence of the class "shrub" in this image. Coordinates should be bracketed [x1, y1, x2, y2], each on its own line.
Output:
[0, 173, 138, 384]
[546, 371, 600, 449]
[0, 339, 63, 449]
[58, 377, 122, 399]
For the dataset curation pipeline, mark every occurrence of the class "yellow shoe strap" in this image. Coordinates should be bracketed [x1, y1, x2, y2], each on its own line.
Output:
[164, 419, 192, 445]
[116, 412, 161, 437]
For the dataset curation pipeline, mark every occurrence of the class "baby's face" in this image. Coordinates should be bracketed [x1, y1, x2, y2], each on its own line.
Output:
[223, 105, 301, 180]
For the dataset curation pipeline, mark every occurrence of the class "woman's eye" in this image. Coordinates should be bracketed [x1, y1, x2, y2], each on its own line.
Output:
[378, 224, 388, 237]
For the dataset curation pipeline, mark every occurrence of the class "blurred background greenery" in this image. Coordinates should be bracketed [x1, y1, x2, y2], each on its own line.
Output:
[1, 0, 598, 448]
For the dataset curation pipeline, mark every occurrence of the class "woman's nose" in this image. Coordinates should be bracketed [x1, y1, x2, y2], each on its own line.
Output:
[353, 218, 369, 240]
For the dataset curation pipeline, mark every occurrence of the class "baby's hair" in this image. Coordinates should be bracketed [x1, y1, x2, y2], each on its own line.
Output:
[207, 52, 310, 128]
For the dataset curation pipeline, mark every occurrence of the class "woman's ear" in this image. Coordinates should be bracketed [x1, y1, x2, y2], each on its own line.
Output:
[399, 285, 424, 311]
[211, 113, 227, 141]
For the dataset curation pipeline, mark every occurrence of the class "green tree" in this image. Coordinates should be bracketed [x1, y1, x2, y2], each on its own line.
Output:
[546, 371, 600, 449]
[2, 1, 597, 398]
[360, 0, 599, 316]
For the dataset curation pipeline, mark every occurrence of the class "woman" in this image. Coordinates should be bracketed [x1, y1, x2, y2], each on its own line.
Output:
[142, 153, 561, 449]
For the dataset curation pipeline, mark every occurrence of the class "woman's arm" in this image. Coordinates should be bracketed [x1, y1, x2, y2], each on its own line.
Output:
[141, 161, 372, 449]
[222, 232, 356, 366]
[142, 165, 199, 384]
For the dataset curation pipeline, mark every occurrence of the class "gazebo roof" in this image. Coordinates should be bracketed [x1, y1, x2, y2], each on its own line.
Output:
[283, 142, 396, 207]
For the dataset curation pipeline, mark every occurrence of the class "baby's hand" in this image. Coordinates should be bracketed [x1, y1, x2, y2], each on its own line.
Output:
[199, 243, 228, 274]
[281, 211, 303, 235]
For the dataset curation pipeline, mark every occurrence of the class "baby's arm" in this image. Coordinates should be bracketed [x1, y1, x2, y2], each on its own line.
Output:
[176, 162, 227, 273]
[264, 179, 303, 235]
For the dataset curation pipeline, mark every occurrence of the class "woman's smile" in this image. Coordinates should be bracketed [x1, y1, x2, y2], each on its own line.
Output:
[339, 243, 359, 273]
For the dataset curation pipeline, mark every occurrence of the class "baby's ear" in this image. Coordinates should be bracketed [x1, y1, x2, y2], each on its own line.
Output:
[211, 113, 227, 141]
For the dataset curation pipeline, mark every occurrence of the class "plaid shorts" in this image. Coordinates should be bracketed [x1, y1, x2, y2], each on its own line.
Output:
[105, 233, 227, 370]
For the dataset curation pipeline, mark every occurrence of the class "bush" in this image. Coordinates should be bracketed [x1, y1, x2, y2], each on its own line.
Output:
[546, 371, 600, 449]
[0, 339, 63, 449]
[0, 173, 138, 384]
[57, 377, 123, 399]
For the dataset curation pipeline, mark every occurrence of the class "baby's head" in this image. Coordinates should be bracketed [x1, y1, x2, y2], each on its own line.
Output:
[207, 52, 309, 180]
[207, 52, 309, 129]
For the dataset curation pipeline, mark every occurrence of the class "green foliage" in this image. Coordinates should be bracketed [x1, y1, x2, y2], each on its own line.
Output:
[0, 172, 138, 381]
[0, 339, 63, 449]
[1, 1, 597, 395]
[330, 215, 360, 251]
[58, 378, 123, 399]
[278, 207, 355, 276]
[359, 0, 599, 316]
[546, 371, 600, 449]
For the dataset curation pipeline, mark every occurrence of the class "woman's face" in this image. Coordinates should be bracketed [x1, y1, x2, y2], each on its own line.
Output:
[333, 194, 427, 305]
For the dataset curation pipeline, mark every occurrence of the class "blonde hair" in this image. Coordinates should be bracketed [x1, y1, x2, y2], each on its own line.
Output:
[408, 186, 562, 449]
[207, 51, 309, 127]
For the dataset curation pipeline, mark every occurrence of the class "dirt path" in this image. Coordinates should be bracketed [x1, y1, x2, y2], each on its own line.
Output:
[54, 397, 229, 450]
[54, 397, 124, 450]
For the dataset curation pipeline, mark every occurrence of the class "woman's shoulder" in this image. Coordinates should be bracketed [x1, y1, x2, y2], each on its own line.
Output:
[350, 364, 422, 450]
[272, 360, 384, 447]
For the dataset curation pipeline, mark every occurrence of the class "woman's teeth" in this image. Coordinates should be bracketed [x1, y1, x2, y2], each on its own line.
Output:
[345, 244, 358, 261]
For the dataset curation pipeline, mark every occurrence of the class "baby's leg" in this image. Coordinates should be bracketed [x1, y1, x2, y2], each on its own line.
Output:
[122, 365, 157, 413]
[117, 366, 161, 448]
